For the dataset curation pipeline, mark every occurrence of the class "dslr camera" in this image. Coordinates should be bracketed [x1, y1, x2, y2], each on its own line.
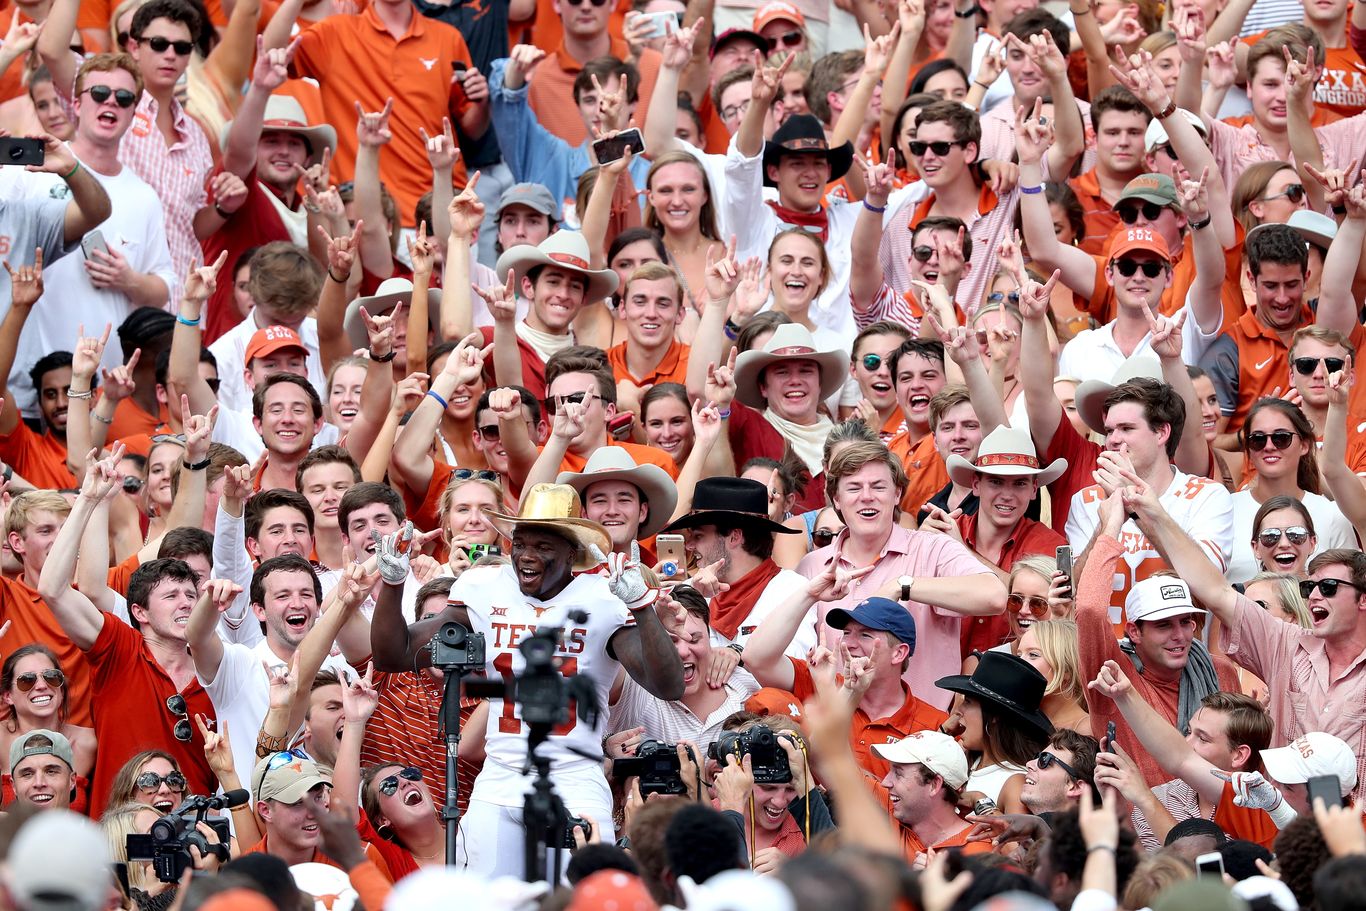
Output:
[611, 738, 699, 797]
[430, 620, 486, 672]
[126, 794, 234, 882]
[708, 724, 792, 784]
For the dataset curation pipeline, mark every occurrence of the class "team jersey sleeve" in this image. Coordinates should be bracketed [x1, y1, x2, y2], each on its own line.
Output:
[1064, 486, 1102, 554]
[1173, 477, 1234, 573]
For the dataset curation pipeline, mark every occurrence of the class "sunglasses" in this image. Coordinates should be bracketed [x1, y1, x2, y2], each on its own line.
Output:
[986, 291, 1020, 305]
[1112, 258, 1164, 278]
[1245, 429, 1297, 451]
[205, 377, 221, 394]
[1036, 750, 1082, 780]
[151, 433, 187, 445]
[1154, 144, 1178, 160]
[1293, 356, 1346, 376]
[83, 85, 138, 108]
[476, 424, 502, 441]
[1262, 184, 1306, 204]
[812, 528, 838, 547]
[764, 30, 804, 51]
[117, 30, 130, 46]
[14, 669, 65, 692]
[1301, 577, 1364, 598]
[452, 468, 499, 482]
[165, 693, 192, 742]
[1116, 201, 1164, 224]
[545, 390, 599, 414]
[378, 766, 424, 796]
[908, 140, 966, 157]
[1007, 593, 1050, 618]
[1257, 525, 1310, 547]
[122, 475, 143, 493]
[138, 36, 195, 55]
[136, 770, 187, 793]
[911, 245, 936, 263]
[860, 353, 888, 372]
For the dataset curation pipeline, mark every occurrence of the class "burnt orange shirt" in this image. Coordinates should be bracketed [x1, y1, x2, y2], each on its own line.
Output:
[107, 398, 170, 448]
[526, 38, 662, 147]
[523, 0, 633, 61]
[889, 429, 947, 520]
[607, 339, 691, 390]
[1223, 312, 1366, 432]
[0, 422, 74, 491]
[1067, 169, 1120, 257]
[1213, 780, 1279, 849]
[0, 575, 94, 726]
[552, 439, 679, 479]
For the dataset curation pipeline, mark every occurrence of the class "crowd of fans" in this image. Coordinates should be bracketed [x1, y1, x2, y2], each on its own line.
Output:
[7, 0, 1366, 908]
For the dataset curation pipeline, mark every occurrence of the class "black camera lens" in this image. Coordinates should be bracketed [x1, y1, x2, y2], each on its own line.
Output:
[521, 635, 554, 664]
[440, 623, 467, 646]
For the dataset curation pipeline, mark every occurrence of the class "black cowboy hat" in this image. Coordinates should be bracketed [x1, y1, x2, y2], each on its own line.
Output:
[659, 477, 801, 536]
[761, 114, 854, 188]
[935, 651, 1055, 740]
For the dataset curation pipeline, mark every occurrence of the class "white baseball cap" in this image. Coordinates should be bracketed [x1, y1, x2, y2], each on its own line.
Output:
[1261, 731, 1358, 793]
[1144, 107, 1209, 153]
[1125, 576, 1205, 623]
[872, 730, 969, 789]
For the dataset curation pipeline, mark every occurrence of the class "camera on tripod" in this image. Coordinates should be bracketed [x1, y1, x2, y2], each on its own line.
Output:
[465, 612, 599, 732]
[430, 620, 486, 671]
[126, 792, 236, 882]
[612, 739, 699, 797]
[708, 725, 792, 784]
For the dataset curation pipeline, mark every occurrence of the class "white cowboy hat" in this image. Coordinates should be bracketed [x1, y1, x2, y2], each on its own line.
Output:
[481, 483, 611, 572]
[494, 231, 618, 302]
[732, 323, 849, 409]
[219, 95, 336, 167]
[946, 425, 1067, 487]
[1074, 353, 1162, 435]
[343, 277, 443, 349]
[557, 447, 678, 539]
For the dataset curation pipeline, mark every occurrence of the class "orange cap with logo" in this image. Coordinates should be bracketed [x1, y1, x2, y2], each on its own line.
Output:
[1107, 226, 1171, 263]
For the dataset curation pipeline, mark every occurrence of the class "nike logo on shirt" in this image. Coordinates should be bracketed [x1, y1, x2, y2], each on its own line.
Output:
[1254, 356, 1275, 370]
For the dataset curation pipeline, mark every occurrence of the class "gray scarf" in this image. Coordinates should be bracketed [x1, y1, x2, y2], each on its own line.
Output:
[1118, 637, 1221, 733]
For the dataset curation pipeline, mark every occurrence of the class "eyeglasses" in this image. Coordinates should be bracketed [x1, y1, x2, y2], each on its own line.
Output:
[1245, 429, 1297, 451]
[165, 693, 192, 742]
[378, 766, 424, 796]
[1036, 750, 1082, 780]
[720, 98, 751, 122]
[83, 85, 138, 108]
[860, 353, 888, 372]
[205, 377, 221, 394]
[545, 390, 599, 414]
[765, 30, 804, 52]
[138, 35, 195, 55]
[1261, 184, 1306, 204]
[1301, 578, 1364, 599]
[1154, 144, 1178, 160]
[908, 140, 966, 157]
[812, 528, 838, 547]
[14, 669, 65, 692]
[986, 291, 1020, 305]
[1116, 201, 1164, 224]
[1007, 593, 1050, 618]
[911, 245, 937, 263]
[1293, 356, 1346, 376]
[136, 770, 187, 793]
[452, 469, 499, 482]
[1257, 525, 1310, 547]
[1112, 258, 1164, 278]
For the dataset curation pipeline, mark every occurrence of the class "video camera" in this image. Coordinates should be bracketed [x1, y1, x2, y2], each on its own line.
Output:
[465, 611, 599, 733]
[707, 725, 793, 784]
[430, 620, 486, 672]
[611, 739, 700, 797]
[126, 791, 238, 882]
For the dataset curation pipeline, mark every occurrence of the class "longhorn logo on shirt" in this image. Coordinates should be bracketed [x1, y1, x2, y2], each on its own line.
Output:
[532, 605, 552, 617]
[419, 57, 438, 70]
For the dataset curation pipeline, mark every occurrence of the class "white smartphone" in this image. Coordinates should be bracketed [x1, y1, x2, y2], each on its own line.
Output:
[81, 229, 110, 261]
[639, 10, 680, 37]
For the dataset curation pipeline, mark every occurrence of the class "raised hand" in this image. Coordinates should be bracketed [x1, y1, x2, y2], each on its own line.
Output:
[202, 578, 244, 615]
[1144, 306, 1186, 360]
[702, 236, 741, 304]
[2, 9, 43, 57]
[181, 393, 218, 461]
[391, 372, 430, 416]
[336, 559, 380, 609]
[1109, 48, 1169, 113]
[1305, 160, 1358, 212]
[1345, 182, 1366, 221]
[689, 558, 730, 599]
[729, 257, 769, 324]
[340, 665, 379, 723]
[1023, 29, 1066, 80]
[374, 523, 415, 584]
[407, 222, 439, 277]
[1, 248, 43, 308]
[420, 117, 460, 173]
[659, 16, 700, 70]
[1014, 267, 1059, 322]
[859, 151, 896, 207]
[505, 44, 547, 87]
[863, 21, 901, 77]
[593, 72, 628, 133]
[551, 398, 587, 441]
[209, 170, 248, 218]
[1098, 7, 1143, 46]
[195, 714, 235, 779]
[975, 40, 1006, 87]
[355, 98, 395, 147]
[691, 398, 723, 450]
[447, 172, 485, 240]
[100, 348, 140, 404]
[1171, 4, 1206, 64]
[443, 331, 493, 387]
[319, 220, 362, 282]
[1013, 97, 1054, 166]
[82, 442, 127, 501]
[71, 323, 112, 384]
[473, 265, 518, 323]
[1205, 41, 1237, 91]
[1327, 363, 1354, 407]
[487, 386, 523, 420]
[252, 34, 297, 90]
[703, 348, 738, 409]
[591, 541, 656, 608]
[1175, 166, 1210, 222]
[748, 48, 793, 107]
[1283, 45, 1317, 110]
[359, 305, 394, 358]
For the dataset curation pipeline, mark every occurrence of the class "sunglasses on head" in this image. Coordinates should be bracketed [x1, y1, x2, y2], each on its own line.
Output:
[765, 30, 804, 51]
[83, 85, 138, 108]
[1036, 750, 1082, 779]
[1112, 258, 1164, 278]
[812, 528, 838, 547]
[1007, 593, 1049, 618]
[378, 766, 424, 796]
[908, 140, 965, 157]
[545, 390, 598, 414]
[1245, 429, 1296, 451]
[1293, 356, 1346, 376]
[1154, 144, 1178, 160]
[1262, 184, 1306, 204]
[452, 468, 499, 482]
[14, 669, 65, 692]
[1257, 525, 1310, 547]
[151, 433, 187, 445]
[136, 770, 187, 793]
[139, 35, 195, 55]
[1300, 577, 1364, 599]
[1117, 201, 1164, 224]
[165, 693, 191, 742]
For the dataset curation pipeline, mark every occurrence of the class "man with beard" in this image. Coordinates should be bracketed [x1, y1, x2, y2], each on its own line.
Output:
[370, 483, 683, 877]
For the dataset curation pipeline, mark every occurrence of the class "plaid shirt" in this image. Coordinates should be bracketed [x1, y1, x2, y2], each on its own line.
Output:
[120, 92, 211, 294]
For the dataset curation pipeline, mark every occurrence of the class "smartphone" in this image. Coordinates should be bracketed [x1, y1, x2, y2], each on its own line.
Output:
[81, 230, 111, 261]
[639, 10, 680, 37]
[657, 534, 687, 580]
[452, 60, 469, 85]
[1307, 774, 1347, 808]
[0, 137, 44, 167]
[1195, 852, 1224, 878]
[1055, 545, 1074, 595]
[607, 411, 634, 441]
[593, 128, 645, 165]
[1105, 721, 1116, 752]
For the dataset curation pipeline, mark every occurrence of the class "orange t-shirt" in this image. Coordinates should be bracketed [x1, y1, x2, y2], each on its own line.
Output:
[552, 439, 679, 478]
[526, 39, 662, 147]
[0, 422, 75, 491]
[889, 429, 947, 520]
[607, 339, 691, 390]
[522, 0, 633, 62]
[0, 575, 94, 727]
[1223, 313, 1366, 432]
[1212, 780, 1279, 850]
[107, 398, 170, 448]
[1242, 29, 1363, 120]
[1067, 169, 1121, 257]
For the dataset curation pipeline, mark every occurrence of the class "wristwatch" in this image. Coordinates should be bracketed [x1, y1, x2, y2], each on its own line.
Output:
[955, 3, 980, 17]
[726, 642, 746, 667]
[898, 575, 916, 601]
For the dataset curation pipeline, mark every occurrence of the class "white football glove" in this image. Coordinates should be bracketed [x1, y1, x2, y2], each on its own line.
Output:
[373, 524, 413, 585]
[590, 541, 656, 610]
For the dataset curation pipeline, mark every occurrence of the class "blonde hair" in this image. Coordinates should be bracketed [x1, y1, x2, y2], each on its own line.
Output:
[102, 802, 166, 892]
[1010, 554, 1057, 591]
[644, 151, 720, 241]
[1028, 619, 1087, 710]
[1122, 854, 1194, 910]
[1247, 571, 1312, 629]
[438, 476, 505, 546]
[5, 490, 71, 540]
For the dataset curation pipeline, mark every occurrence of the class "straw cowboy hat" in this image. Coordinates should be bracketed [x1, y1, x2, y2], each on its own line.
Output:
[219, 95, 336, 167]
[946, 426, 1067, 488]
[557, 448, 678, 539]
[494, 231, 619, 302]
[481, 483, 612, 572]
[343, 277, 443, 348]
[660, 477, 801, 536]
[733, 323, 848, 409]
[1074, 353, 1163, 436]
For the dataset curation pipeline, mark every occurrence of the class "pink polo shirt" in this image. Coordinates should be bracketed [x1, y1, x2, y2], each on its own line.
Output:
[795, 524, 993, 712]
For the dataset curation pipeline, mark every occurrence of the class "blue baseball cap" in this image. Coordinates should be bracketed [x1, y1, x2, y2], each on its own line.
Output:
[825, 597, 917, 654]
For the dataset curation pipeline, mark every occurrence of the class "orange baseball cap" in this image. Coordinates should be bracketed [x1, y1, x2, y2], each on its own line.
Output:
[753, 1, 805, 30]
[744, 687, 804, 721]
[1107, 226, 1171, 263]
[245, 325, 308, 363]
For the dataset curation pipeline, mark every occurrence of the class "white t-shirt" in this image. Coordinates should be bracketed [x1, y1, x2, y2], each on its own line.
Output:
[210, 315, 327, 414]
[708, 568, 815, 660]
[1225, 489, 1358, 584]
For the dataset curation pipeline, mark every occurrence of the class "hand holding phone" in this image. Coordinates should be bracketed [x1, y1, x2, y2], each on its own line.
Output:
[593, 128, 645, 165]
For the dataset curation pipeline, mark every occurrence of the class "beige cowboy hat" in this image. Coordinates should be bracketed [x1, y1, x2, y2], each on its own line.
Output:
[219, 95, 336, 167]
[556, 448, 678, 539]
[1074, 353, 1163, 435]
[481, 483, 612, 572]
[733, 323, 849, 409]
[343, 277, 443, 349]
[494, 231, 619, 302]
[946, 425, 1067, 488]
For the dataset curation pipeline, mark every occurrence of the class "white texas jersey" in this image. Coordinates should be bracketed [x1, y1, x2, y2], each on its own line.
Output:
[452, 564, 633, 779]
[1065, 468, 1233, 624]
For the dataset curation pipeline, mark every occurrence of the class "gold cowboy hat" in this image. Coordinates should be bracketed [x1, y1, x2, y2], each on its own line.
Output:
[481, 483, 612, 572]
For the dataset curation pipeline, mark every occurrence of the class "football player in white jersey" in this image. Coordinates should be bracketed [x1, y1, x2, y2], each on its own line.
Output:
[369, 485, 684, 877]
